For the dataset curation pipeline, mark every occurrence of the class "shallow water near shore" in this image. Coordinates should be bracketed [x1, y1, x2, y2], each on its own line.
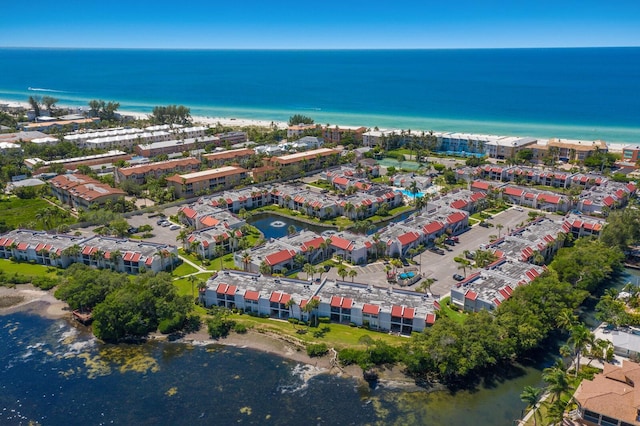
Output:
[0, 311, 543, 425]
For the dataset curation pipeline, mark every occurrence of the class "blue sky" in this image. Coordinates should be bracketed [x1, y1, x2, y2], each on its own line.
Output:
[2, 0, 639, 49]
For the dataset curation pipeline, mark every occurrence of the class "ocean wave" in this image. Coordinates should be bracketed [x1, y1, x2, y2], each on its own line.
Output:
[278, 363, 326, 394]
[27, 87, 66, 93]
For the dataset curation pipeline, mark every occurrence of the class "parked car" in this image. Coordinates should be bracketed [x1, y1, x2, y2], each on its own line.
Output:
[169, 224, 181, 230]
[156, 219, 165, 225]
[429, 247, 445, 255]
[445, 239, 455, 246]
[161, 221, 170, 227]
[401, 258, 410, 267]
[453, 274, 465, 281]
[515, 207, 524, 212]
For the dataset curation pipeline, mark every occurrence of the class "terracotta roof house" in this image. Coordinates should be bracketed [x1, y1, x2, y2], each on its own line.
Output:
[165, 166, 248, 198]
[572, 360, 640, 426]
[50, 173, 126, 210]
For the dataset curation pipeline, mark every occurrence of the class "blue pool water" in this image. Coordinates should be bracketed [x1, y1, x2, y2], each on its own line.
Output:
[399, 271, 415, 280]
[396, 189, 424, 198]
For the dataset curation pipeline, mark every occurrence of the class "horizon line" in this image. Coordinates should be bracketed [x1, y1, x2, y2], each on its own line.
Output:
[1, 45, 639, 51]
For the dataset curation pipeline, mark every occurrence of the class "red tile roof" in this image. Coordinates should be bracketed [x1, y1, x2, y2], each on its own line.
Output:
[362, 304, 380, 315]
[425, 313, 436, 325]
[603, 196, 615, 207]
[465, 291, 478, 301]
[450, 199, 468, 210]
[265, 249, 295, 266]
[244, 290, 260, 301]
[330, 236, 353, 251]
[397, 231, 420, 246]
[333, 177, 348, 186]
[200, 216, 219, 227]
[269, 292, 291, 304]
[302, 236, 326, 252]
[423, 221, 444, 234]
[180, 207, 198, 219]
[472, 181, 490, 190]
[16, 242, 29, 251]
[447, 212, 467, 224]
[537, 193, 560, 204]
[504, 187, 524, 197]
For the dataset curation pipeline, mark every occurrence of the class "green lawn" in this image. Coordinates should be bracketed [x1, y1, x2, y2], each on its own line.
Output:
[0, 259, 60, 278]
[171, 262, 198, 277]
[230, 313, 404, 349]
[305, 180, 333, 191]
[0, 196, 75, 230]
[439, 297, 467, 324]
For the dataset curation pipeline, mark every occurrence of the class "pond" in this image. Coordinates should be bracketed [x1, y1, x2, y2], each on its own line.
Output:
[248, 210, 415, 238]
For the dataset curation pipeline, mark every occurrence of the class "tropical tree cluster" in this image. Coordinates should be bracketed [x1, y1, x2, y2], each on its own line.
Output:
[55, 265, 194, 342]
[337, 237, 624, 385]
[88, 99, 121, 121]
[149, 105, 192, 125]
[288, 114, 314, 125]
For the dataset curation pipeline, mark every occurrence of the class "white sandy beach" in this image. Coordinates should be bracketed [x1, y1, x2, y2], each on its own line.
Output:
[3, 98, 635, 149]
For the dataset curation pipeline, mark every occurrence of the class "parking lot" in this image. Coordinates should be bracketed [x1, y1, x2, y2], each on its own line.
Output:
[416, 207, 533, 297]
[126, 208, 183, 245]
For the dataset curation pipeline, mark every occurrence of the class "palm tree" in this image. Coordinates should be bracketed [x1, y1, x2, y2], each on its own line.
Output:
[542, 358, 571, 402]
[496, 223, 504, 238]
[188, 274, 199, 299]
[348, 269, 358, 282]
[454, 257, 471, 277]
[284, 298, 296, 320]
[519, 386, 543, 426]
[287, 224, 297, 236]
[303, 297, 320, 327]
[303, 263, 315, 281]
[337, 266, 348, 281]
[214, 245, 225, 270]
[556, 308, 578, 331]
[568, 323, 593, 377]
[294, 253, 305, 270]
[259, 260, 271, 276]
[241, 251, 252, 272]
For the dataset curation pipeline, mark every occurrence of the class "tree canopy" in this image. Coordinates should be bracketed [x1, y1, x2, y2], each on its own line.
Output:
[149, 105, 192, 125]
[288, 114, 314, 126]
[55, 265, 193, 342]
[88, 99, 120, 121]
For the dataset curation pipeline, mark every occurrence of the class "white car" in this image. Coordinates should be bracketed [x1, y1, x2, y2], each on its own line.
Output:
[169, 224, 181, 230]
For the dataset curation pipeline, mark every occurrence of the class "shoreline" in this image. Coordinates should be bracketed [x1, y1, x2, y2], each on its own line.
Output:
[1, 97, 638, 147]
[0, 284, 424, 390]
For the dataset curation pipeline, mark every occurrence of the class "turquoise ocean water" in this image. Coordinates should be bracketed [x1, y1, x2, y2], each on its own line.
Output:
[0, 47, 639, 142]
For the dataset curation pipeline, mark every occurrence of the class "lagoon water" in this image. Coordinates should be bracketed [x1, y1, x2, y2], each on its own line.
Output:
[1, 311, 545, 426]
[1, 48, 639, 142]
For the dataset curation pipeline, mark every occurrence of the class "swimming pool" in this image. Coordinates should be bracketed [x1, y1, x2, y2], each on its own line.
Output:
[399, 271, 415, 280]
[396, 189, 424, 198]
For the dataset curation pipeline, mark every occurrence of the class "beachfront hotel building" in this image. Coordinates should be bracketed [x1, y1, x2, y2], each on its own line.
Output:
[49, 173, 127, 210]
[135, 135, 218, 157]
[529, 138, 608, 163]
[24, 150, 132, 174]
[0, 229, 178, 274]
[321, 125, 366, 144]
[165, 166, 248, 198]
[203, 148, 255, 168]
[287, 123, 318, 139]
[267, 147, 341, 175]
[22, 118, 100, 133]
[201, 269, 439, 334]
[622, 144, 640, 163]
[484, 136, 538, 159]
[115, 157, 202, 185]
